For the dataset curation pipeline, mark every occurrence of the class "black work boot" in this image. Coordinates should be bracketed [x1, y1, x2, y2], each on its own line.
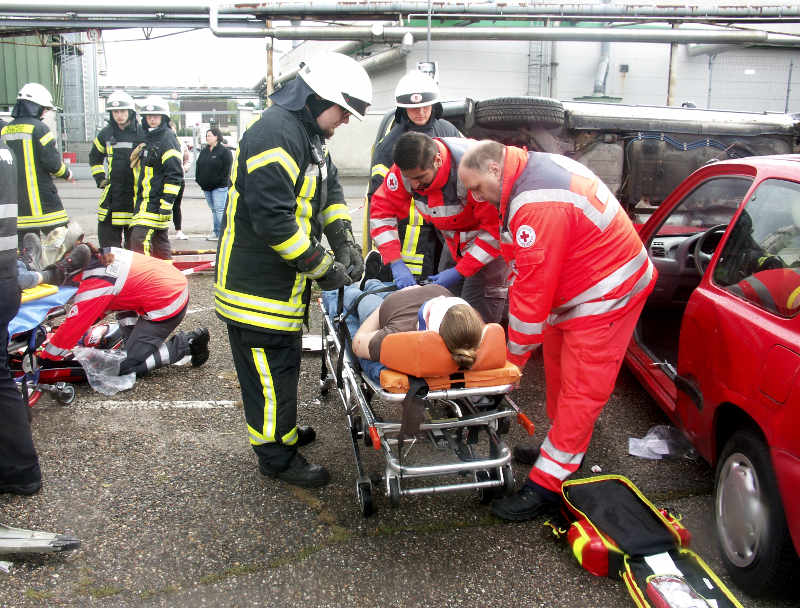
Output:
[296, 425, 316, 448]
[0, 478, 42, 496]
[261, 452, 330, 488]
[187, 328, 210, 367]
[491, 482, 561, 522]
[360, 250, 383, 290]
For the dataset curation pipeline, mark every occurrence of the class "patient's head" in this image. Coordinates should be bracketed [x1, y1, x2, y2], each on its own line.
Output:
[438, 304, 484, 369]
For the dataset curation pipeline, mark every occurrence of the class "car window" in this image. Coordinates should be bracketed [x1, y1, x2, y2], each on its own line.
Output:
[714, 178, 800, 318]
[654, 176, 752, 237]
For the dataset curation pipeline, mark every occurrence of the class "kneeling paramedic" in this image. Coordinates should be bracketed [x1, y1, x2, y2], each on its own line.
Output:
[39, 244, 210, 376]
[214, 52, 372, 488]
[457, 141, 657, 521]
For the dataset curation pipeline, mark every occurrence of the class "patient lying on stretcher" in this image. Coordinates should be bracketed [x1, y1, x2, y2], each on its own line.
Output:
[323, 281, 485, 382]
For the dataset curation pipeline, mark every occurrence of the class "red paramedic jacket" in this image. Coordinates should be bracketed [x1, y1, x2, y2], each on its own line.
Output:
[41, 248, 189, 360]
[369, 137, 501, 277]
[499, 146, 657, 368]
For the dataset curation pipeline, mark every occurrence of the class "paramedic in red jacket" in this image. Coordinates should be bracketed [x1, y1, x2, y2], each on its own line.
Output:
[458, 140, 657, 521]
[369, 132, 507, 323]
[40, 245, 209, 377]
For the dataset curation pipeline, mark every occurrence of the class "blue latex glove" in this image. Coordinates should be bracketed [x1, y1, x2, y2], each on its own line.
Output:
[428, 266, 463, 289]
[390, 260, 415, 288]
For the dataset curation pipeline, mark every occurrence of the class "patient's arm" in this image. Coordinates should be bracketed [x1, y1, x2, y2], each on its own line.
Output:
[353, 306, 382, 360]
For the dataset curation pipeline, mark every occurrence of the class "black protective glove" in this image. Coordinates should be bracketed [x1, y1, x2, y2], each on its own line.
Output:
[325, 220, 364, 283]
[97, 177, 109, 189]
[316, 261, 352, 291]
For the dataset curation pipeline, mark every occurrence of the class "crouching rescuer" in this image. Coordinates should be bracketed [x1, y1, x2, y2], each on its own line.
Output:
[214, 52, 371, 488]
[39, 244, 210, 376]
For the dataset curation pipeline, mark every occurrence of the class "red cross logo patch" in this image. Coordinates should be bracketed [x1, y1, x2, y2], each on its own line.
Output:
[516, 224, 536, 248]
[386, 173, 399, 191]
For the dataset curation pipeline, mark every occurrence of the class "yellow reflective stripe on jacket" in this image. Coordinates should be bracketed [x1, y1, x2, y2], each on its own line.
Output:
[216, 147, 241, 290]
[2, 123, 33, 135]
[91, 164, 105, 176]
[52, 163, 67, 178]
[161, 149, 181, 164]
[246, 147, 299, 183]
[371, 163, 390, 179]
[247, 348, 277, 444]
[93, 137, 105, 154]
[400, 199, 424, 275]
[162, 183, 181, 195]
[39, 131, 54, 146]
[272, 228, 311, 261]
[214, 295, 304, 332]
[320, 202, 349, 228]
[111, 211, 133, 226]
[137, 166, 153, 213]
[18, 209, 69, 228]
[160, 199, 173, 211]
[215, 284, 305, 319]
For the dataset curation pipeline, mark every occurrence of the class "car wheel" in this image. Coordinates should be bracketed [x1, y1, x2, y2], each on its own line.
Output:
[715, 429, 799, 596]
[474, 96, 565, 130]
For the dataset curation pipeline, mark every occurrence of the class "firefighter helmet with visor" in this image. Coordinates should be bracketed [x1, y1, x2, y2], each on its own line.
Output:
[298, 52, 372, 121]
[395, 70, 440, 108]
[139, 96, 170, 118]
[17, 82, 55, 109]
[106, 90, 136, 112]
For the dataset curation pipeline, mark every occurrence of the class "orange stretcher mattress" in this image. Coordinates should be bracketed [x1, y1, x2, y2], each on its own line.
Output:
[377, 323, 521, 393]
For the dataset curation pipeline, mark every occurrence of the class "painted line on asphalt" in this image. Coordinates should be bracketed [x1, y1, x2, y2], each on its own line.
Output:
[78, 400, 238, 410]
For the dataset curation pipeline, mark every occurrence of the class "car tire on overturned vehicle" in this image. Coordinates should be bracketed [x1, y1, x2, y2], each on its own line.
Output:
[715, 428, 800, 596]
[474, 96, 565, 130]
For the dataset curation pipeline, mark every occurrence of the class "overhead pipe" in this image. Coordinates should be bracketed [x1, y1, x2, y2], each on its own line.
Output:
[210, 23, 800, 46]
[222, 2, 800, 23]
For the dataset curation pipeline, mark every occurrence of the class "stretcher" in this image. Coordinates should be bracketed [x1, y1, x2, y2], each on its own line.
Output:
[318, 287, 535, 517]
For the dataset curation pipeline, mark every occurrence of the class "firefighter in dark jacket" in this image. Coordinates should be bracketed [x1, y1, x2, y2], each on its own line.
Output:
[0, 135, 42, 495]
[215, 52, 372, 487]
[129, 96, 183, 260]
[366, 70, 461, 283]
[90, 90, 144, 249]
[1, 82, 73, 248]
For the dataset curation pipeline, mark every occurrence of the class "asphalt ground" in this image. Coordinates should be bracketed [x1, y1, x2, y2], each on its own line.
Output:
[0, 171, 796, 607]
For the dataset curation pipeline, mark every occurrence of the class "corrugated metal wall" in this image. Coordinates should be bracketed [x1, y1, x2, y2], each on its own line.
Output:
[0, 36, 56, 107]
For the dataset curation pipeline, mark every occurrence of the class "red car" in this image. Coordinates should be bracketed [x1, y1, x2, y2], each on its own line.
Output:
[625, 155, 800, 596]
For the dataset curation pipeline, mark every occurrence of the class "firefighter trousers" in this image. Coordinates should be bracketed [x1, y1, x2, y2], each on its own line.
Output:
[117, 306, 190, 376]
[98, 218, 131, 249]
[129, 226, 172, 260]
[0, 282, 41, 489]
[226, 325, 302, 472]
[530, 296, 647, 492]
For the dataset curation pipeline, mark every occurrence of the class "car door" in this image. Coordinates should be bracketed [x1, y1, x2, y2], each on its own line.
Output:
[628, 164, 754, 433]
[679, 171, 800, 459]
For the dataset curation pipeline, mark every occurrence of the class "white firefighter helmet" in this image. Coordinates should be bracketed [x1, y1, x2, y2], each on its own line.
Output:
[298, 52, 372, 121]
[106, 90, 136, 112]
[139, 96, 170, 117]
[17, 82, 55, 109]
[395, 70, 440, 108]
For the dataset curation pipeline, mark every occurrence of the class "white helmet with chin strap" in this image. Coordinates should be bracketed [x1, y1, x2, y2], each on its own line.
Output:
[395, 70, 440, 108]
[106, 90, 136, 112]
[17, 82, 55, 109]
[139, 96, 170, 118]
[298, 52, 372, 121]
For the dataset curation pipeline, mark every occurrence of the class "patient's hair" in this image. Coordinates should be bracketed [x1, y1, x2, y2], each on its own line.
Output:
[438, 304, 484, 369]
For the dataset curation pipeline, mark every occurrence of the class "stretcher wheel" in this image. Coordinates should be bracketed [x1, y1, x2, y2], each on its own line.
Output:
[497, 416, 511, 435]
[55, 383, 76, 406]
[356, 480, 374, 517]
[476, 470, 494, 504]
[388, 476, 401, 507]
[319, 377, 336, 395]
[500, 464, 515, 495]
[350, 415, 363, 440]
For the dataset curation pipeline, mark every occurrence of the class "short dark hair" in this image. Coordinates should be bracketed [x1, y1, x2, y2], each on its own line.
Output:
[393, 131, 438, 171]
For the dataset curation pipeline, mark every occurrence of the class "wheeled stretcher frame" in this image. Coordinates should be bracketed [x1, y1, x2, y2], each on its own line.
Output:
[317, 292, 533, 517]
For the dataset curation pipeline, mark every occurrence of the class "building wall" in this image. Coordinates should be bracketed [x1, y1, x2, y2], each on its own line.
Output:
[0, 36, 55, 108]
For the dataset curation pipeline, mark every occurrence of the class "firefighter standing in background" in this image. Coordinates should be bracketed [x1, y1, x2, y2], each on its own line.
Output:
[1, 82, 73, 248]
[215, 52, 371, 488]
[128, 96, 183, 260]
[90, 90, 144, 249]
[370, 132, 507, 324]
[366, 70, 461, 282]
[457, 141, 656, 521]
